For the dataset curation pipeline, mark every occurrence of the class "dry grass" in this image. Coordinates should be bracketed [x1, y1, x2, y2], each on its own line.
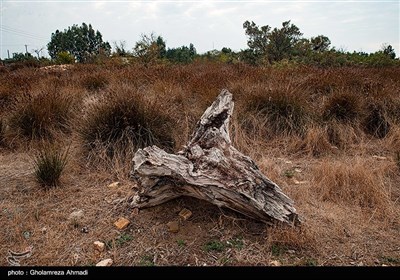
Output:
[312, 157, 397, 217]
[0, 63, 399, 266]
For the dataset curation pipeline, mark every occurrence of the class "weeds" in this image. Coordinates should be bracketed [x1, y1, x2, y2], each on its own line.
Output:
[105, 233, 134, 249]
[9, 91, 73, 141]
[246, 89, 310, 136]
[139, 255, 154, 266]
[0, 119, 4, 146]
[79, 89, 174, 159]
[204, 240, 226, 252]
[177, 239, 186, 247]
[323, 92, 361, 122]
[227, 237, 244, 250]
[81, 74, 109, 91]
[33, 145, 69, 188]
[363, 103, 390, 138]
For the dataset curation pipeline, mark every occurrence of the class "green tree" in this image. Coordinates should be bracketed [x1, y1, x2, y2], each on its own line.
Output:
[310, 35, 331, 52]
[243, 20, 303, 63]
[47, 23, 111, 63]
[133, 33, 166, 64]
[267, 21, 302, 62]
[166, 43, 197, 64]
[243, 20, 271, 60]
[382, 44, 396, 59]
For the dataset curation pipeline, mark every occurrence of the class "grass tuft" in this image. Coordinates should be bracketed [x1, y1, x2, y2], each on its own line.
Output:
[33, 145, 69, 188]
[245, 89, 310, 136]
[79, 89, 175, 159]
[323, 92, 361, 122]
[9, 91, 73, 141]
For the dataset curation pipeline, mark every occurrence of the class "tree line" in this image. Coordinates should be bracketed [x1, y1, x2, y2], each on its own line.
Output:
[2, 21, 398, 67]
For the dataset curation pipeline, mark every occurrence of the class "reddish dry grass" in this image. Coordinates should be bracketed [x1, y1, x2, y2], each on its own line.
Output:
[0, 62, 399, 266]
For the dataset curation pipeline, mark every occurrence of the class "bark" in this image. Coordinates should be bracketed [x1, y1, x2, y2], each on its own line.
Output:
[130, 89, 300, 225]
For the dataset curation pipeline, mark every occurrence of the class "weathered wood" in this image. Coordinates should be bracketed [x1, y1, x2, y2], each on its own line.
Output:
[130, 89, 300, 225]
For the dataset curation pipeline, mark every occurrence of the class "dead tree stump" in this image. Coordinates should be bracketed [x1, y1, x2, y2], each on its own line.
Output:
[130, 89, 300, 225]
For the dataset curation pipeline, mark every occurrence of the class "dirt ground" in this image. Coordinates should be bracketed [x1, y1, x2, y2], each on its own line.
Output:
[1, 149, 399, 267]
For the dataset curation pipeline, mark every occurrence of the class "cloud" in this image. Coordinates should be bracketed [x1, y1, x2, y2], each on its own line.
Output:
[1, 0, 399, 58]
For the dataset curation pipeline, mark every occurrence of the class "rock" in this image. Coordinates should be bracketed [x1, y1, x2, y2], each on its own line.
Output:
[114, 217, 130, 230]
[178, 208, 192, 221]
[294, 168, 302, 173]
[68, 210, 84, 224]
[287, 250, 296, 254]
[270, 260, 281, 266]
[96, 258, 113, 267]
[167, 221, 179, 233]
[108, 182, 120, 188]
[41, 227, 47, 234]
[81, 226, 89, 233]
[94, 241, 105, 252]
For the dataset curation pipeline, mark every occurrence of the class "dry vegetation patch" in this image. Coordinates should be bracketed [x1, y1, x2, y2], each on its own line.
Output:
[0, 63, 399, 266]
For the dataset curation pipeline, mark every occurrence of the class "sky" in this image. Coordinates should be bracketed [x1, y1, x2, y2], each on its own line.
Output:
[0, 0, 399, 59]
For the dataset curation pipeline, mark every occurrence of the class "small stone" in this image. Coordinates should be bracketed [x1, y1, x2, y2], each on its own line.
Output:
[114, 217, 130, 230]
[41, 227, 47, 234]
[81, 226, 89, 233]
[68, 210, 84, 224]
[96, 258, 113, 267]
[94, 241, 105, 252]
[178, 208, 192, 221]
[167, 221, 179, 233]
[270, 260, 281, 266]
[287, 250, 296, 254]
[22, 231, 31, 240]
[108, 182, 120, 188]
[294, 168, 302, 173]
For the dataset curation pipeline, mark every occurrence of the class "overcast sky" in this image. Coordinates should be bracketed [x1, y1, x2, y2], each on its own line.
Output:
[1, 0, 399, 59]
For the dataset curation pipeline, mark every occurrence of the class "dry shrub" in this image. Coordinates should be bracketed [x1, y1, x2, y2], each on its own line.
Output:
[384, 125, 400, 153]
[81, 73, 109, 91]
[266, 225, 316, 252]
[363, 102, 391, 138]
[244, 88, 310, 137]
[325, 120, 362, 150]
[0, 119, 5, 146]
[322, 91, 361, 122]
[291, 125, 333, 157]
[8, 91, 74, 141]
[79, 88, 175, 160]
[312, 158, 396, 215]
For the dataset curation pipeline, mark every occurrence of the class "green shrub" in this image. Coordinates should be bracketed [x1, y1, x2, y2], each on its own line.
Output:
[33, 145, 69, 188]
[204, 240, 226, 252]
[55, 51, 75, 64]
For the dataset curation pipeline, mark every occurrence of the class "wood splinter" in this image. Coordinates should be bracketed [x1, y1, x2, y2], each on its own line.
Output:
[130, 89, 300, 225]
